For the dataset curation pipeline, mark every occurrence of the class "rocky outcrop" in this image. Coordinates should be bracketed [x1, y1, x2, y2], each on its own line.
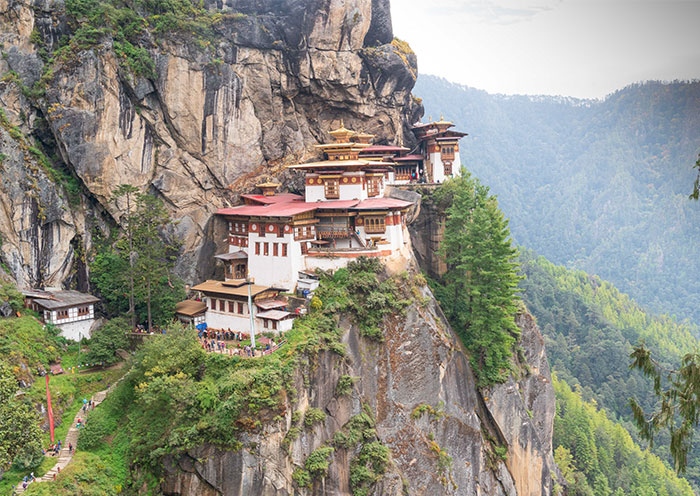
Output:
[0, 0, 422, 288]
[160, 274, 557, 495]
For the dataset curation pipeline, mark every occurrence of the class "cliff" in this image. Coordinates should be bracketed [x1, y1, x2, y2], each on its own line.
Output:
[0, 0, 422, 288]
[159, 262, 557, 496]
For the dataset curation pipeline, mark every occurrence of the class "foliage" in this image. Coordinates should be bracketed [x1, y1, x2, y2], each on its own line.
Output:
[314, 257, 409, 342]
[553, 375, 693, 495]
[0, 281, 23, 312]
[689, 153, 700, 200]
[90, 189, 185, 328]
[304, 407, 326, 428]
[292, 467, 311, 487]
[85, 317, 130, 365]
[431, 173, 522, 386]
[518, 249, 700, 487]
[336, 375, 357, 396]
[0, 316, 64, 374]
[629, 345, 700, 473]
[0, 362, 42, 470]
[22, 451, 125, 495]
[304, 445, 334, 480]
[416, 76, 700, 325]
[350, 442, 390, 496]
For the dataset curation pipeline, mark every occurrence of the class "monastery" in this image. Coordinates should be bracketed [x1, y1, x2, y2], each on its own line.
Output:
[182, 118, 466, 337]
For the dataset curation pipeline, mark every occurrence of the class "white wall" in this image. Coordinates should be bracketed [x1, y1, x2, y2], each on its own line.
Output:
[57, 318, 94, 341]
[430, 152, 445, 183]
[305, 184, 325, 202]
[338, 182, 365, 201]
[247, 232, 302, 290]
[452, 152, 462, 176]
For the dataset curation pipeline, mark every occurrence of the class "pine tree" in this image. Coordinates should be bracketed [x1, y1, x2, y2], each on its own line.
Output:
[435, 171, 522, 386]
[113, 184, 139, 329]
[132, 192, 178, 331]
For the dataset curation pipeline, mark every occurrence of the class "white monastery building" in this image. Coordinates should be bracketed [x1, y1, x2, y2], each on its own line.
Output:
[183, 119, 466, 336]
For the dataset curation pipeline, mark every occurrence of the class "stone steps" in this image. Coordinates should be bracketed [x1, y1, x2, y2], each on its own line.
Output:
[13, 383, 116, 494]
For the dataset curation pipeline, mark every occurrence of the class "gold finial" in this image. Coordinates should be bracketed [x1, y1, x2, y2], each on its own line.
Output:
[340, 119, 344, 128]
[440, 113, 444, 120]
[428, 115, 432, 121]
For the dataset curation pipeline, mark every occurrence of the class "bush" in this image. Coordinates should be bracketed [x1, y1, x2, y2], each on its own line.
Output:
[305, 445, 334, 479]
[304, 407, 326, 428]
[336, 375, 357, 396]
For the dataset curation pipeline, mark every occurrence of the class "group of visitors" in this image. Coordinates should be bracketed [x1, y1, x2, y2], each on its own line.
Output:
[198, 329, 246, 341]
[82, 398, 95, 413]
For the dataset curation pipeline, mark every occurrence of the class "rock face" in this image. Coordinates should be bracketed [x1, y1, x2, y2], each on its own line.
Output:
[0, 0, 422, 288]
[160, 279, 557, 495]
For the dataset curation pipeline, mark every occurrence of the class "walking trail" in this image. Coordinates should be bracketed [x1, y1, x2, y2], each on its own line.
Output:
[14, 383, 117, 494]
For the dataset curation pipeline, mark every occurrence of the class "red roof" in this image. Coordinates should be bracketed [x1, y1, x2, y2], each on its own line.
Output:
[315, 200, 361, 210]
[394, 154, 424, 162]
[217, 202, 319, 217]
[360, 145, 409, 153]
[353, 198, 413, 210]
[241, 193, 304, 205]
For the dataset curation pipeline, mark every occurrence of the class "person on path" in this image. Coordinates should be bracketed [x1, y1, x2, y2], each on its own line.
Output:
[30, 472, 35, 481]
[69, 442, 73, 453]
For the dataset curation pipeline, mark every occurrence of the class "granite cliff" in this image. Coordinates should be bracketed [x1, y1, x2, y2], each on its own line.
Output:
[0, 0, 421, 288]
[160, 265, 558, 496]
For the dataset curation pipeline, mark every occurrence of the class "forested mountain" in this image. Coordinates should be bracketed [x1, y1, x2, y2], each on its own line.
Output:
[414, 76, 700, 324]
[518, 250, 700, 489]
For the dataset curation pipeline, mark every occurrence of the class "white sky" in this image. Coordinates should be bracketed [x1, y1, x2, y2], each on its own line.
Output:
[391, 0, 700, 98]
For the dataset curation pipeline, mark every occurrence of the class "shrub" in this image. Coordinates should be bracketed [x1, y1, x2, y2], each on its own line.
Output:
[304, 407, 326, 428]
[305, 445, 334, 479]
[336, 375, 357, 396]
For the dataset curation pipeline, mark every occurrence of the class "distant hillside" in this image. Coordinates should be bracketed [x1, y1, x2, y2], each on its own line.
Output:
[518, 250, 700, 489]
[414, 76, 700, 324]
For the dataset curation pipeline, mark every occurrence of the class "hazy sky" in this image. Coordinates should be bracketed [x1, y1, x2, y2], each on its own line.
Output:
[391, 0, 700, 99]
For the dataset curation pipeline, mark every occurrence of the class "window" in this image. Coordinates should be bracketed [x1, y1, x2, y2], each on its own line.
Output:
[210, 298, 216, 310]
[277, 225, 284, 238]
[282, 244, 288, 257]
[301, 242, 308, 255]
[238, 302, 244, 314]
[264, 242, 269, 256]
[78, 306, 89, 316]
[367, 177, 380, 197]
[219, 299, 225, 312]
[273, 243, 278, 257]
[444, 163, 452, 176]
[263, 319, 269, 329]
[229, 301, 235, 313]
[255, 242, 260, 255]
[365, 216, 386, 234]
[324, 179, 339, 199]
[272, 320, 278, 330]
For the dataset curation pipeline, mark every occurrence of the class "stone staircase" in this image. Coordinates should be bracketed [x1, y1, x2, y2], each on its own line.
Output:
[14, 386, 115, 493]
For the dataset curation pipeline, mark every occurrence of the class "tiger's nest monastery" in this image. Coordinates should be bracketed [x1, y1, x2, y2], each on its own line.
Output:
[182, 119, 466, 335]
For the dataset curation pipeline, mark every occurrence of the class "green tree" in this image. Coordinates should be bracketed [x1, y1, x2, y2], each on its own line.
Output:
[113, 184, 139, 329]
[132, 192, 179, 331]
[433, 171, 522, 386]
[690, 153, 700, 200]
[0, 362, 42, 470]
[93, 189, 184, 328]
[85, 317, 130, 365]
[629, 345, 700, 474]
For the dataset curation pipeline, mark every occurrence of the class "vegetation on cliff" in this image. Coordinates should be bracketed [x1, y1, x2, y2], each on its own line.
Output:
[430, 172, 523, 386]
